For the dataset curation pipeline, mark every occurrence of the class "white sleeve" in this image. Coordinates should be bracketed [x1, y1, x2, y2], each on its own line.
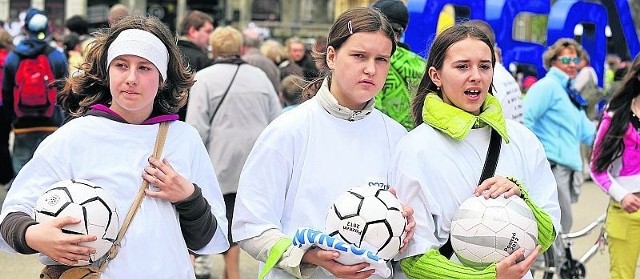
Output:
[232, 122, 293, 242]
[186, 126, 230, 254]
[390, 139, 443, 260]
[519, 127, 562, 233]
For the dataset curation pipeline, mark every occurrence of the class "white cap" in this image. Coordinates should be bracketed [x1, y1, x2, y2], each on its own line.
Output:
[107, 29, 169, 81]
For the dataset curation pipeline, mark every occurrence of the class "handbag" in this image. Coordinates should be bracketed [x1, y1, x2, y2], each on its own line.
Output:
[439, 128, 502, 259]
[40, 122, 170, 279]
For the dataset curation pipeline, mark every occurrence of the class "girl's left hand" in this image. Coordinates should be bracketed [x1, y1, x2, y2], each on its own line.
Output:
[143, 157, 194, 203]
[475, 175, 521, 199]
[388, 188, 415, 253]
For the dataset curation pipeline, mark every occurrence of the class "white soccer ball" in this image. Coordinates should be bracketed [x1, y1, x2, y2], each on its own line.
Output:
[450, 195, 538, 269]
[325, 186, 407, 262]
[34, 179, 119, 266]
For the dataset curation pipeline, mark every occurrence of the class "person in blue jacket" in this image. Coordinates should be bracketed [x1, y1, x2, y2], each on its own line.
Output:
[523, 38, 595, 234]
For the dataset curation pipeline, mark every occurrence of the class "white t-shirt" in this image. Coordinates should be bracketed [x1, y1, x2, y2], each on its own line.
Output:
[232, 98, 407, 278]
[391, 121, 561, 279]
[493, 62, 524, 123]
[0, 117, 229, 278]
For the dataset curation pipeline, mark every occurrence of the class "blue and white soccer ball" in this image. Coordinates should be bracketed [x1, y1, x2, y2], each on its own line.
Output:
[325, 186, 407, 263]
[450, 195, 538, 269]
[34, 179, 119, 266]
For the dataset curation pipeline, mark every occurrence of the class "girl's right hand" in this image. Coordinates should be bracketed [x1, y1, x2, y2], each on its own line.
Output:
[475, 176, 521, 199]
[302, 247, 375, 279]
[496, 245, 541, 279]
[25, 216, 97, 266]
[621, 193, 640, 213]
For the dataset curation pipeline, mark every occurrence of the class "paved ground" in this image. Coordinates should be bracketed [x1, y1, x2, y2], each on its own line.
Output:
[1, 182, 638, 278]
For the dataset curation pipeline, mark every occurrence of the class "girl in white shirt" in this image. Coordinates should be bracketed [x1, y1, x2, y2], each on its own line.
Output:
[0, 14, 229, 278]
[232, 7, 414, 279]
[391, 24, 561, 279]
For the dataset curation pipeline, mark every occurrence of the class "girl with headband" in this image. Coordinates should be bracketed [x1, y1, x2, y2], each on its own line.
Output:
[0, 14, 229, 278]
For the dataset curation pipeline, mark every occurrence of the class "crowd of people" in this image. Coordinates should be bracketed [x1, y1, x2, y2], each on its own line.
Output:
[0, 0, 638, 279]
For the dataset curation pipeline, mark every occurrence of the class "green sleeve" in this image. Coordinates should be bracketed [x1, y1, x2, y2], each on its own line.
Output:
[508, 177, 557, 252]
[259, 238, 292, 279]
[374, 48, 426, 130]
[400, 249, 497, 279]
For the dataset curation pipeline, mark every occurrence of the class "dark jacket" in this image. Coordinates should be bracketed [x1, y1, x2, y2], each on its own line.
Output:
[177, 39, 211, 121]
[2, 38, 68, 130]
[177, 39, 211, 72]
[279, 52, 319, 81]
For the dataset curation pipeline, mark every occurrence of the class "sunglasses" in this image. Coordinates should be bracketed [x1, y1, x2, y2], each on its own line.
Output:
[557, 56, 580, 65]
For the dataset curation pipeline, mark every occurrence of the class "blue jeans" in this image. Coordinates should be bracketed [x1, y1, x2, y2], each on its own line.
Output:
[12, 131, 53, 175]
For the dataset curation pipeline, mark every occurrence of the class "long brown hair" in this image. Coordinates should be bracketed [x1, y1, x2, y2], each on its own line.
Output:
[58, 13, 194, 117]
[411, 24, 495, 128]
[592, 54, 640, 172]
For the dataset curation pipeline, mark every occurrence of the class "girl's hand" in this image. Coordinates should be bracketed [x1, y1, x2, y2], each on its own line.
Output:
[496, 246, 541, 279]
[621, 193, 640, 213]
[388, 188, 415, 254]
[399, 204, 415, 253]
[25, 216, 97, 266]
[143, 157, 194, 203]
[475, 176, 521, 199]
[302, 247, 375, 279]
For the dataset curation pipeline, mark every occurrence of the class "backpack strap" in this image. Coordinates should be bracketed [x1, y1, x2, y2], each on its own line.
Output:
[439, 128, 502, 259]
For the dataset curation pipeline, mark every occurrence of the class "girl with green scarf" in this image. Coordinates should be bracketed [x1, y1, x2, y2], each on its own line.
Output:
[390, 24, 561, 279]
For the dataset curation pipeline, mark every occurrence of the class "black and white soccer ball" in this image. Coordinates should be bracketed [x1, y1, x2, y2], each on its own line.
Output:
[450, 195, 538, 269]
[325, 186, 407, 262]
[34, 179, 119, 266]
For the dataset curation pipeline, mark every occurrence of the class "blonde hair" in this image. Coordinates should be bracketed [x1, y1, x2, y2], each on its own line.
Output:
[210, 26, 242, 57]
[260, 39, 284, 64]
[542, 38, 581, 70]
[285, 37, 304, 54]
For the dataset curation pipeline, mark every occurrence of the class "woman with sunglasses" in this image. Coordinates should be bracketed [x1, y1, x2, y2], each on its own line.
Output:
[523, 38, 595, 235]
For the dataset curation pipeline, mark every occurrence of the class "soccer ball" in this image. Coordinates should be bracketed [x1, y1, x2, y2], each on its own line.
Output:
[325, 186, 407, 262]
[34, 179, 119, 266]
[450, 195, 538, 269]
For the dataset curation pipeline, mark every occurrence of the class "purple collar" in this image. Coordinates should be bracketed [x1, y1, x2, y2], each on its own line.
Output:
[89, 104, 178, 124]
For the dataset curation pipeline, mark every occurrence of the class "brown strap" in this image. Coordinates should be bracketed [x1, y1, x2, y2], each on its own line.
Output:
[98, 122, 170, 272]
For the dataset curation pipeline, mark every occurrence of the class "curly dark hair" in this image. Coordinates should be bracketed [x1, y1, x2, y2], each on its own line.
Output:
[58, 13, 194, 117]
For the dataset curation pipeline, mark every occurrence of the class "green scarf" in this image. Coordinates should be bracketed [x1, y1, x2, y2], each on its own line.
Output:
[422, 93, 509, 143]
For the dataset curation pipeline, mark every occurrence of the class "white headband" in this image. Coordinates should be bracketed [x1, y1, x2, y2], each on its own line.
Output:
[107, 29, 169, 81]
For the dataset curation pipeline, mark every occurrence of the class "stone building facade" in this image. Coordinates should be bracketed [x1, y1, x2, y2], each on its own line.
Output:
[1, 0, 388, 40]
